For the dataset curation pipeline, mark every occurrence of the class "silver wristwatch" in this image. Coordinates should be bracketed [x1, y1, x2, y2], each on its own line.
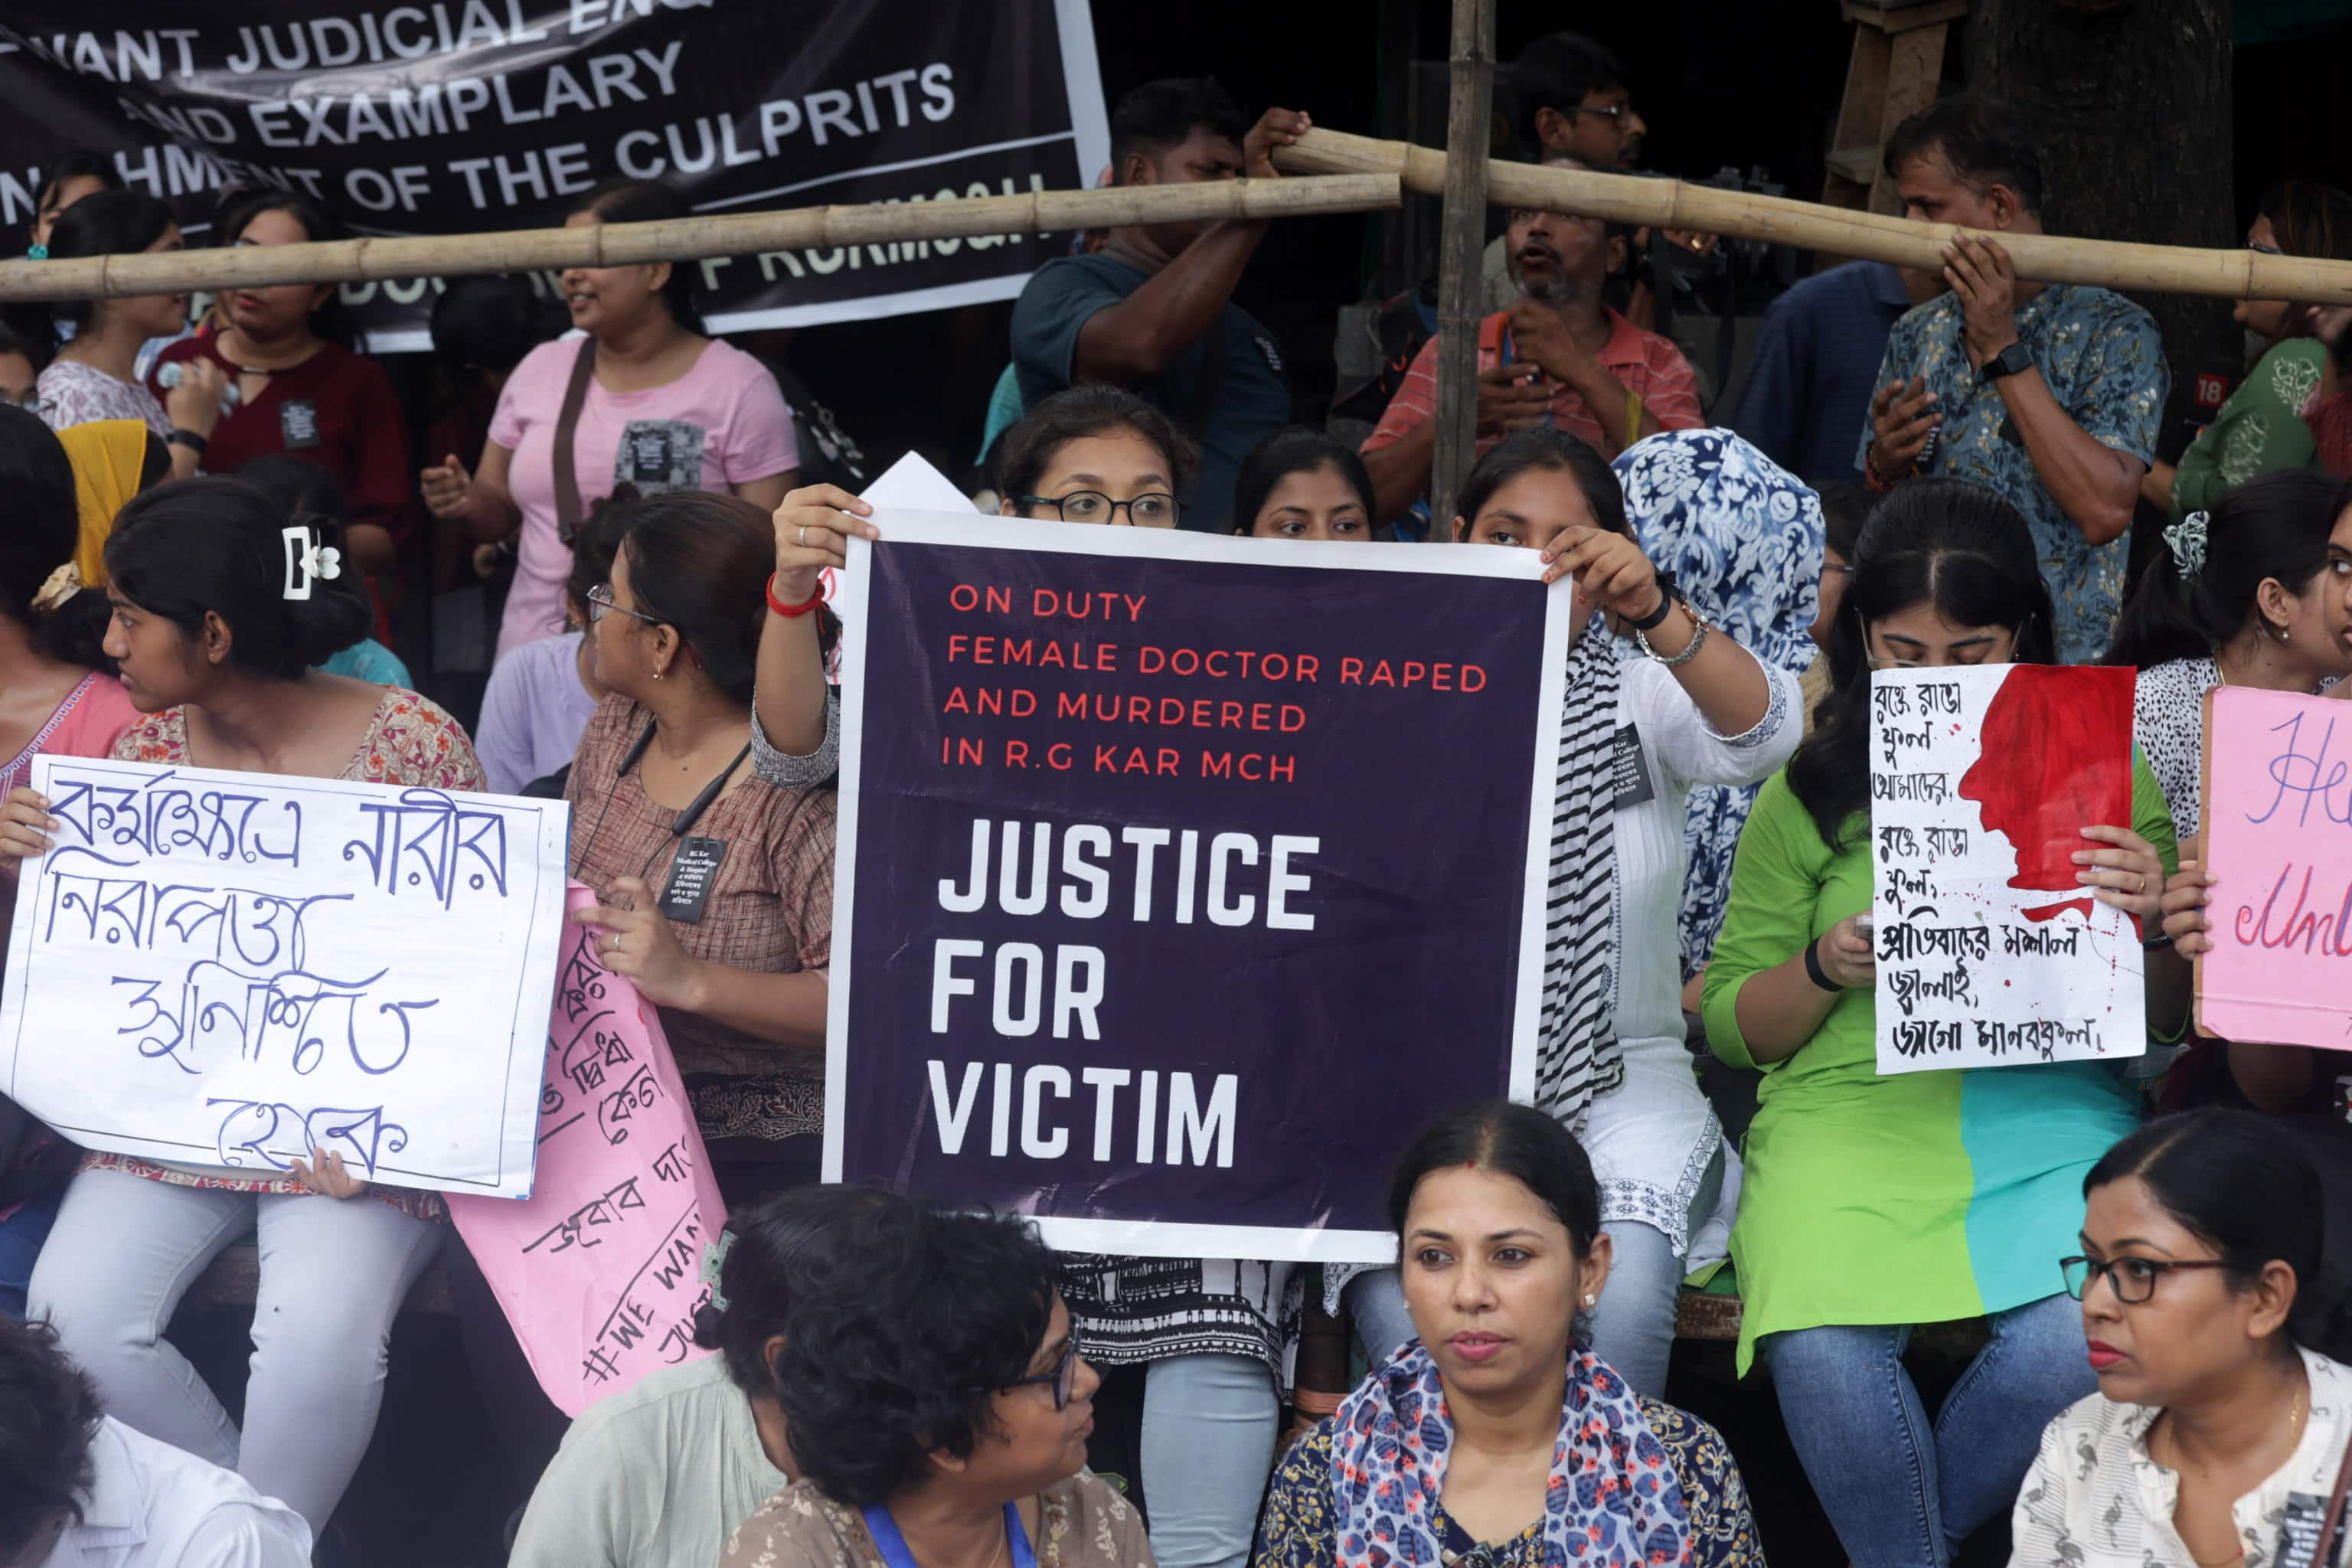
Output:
[1635, 603, 1709, 668]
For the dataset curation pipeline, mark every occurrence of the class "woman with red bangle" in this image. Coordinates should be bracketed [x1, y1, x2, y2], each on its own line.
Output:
[559, 488, 837, 1201]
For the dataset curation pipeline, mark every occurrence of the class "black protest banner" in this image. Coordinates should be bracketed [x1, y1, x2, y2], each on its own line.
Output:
[822, 515, 1570, 1263]
[0, 1, 1106, 348]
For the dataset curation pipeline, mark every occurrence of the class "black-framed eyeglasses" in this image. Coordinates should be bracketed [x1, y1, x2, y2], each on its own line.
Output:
[1001, 1341, 1080, 1410]
[2061, 1254, 2233, 1305]
[1016, 491, 1180, 526]
[586, 582, 662, 627]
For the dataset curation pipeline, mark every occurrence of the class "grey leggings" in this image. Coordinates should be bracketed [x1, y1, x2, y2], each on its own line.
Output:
[28, 1168, 444, 1534]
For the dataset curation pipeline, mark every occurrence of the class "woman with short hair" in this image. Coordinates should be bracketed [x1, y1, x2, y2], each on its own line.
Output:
[720, 1195, 1154, 1568]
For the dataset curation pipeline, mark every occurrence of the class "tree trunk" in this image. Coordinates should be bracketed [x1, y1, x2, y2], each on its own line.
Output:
[1966, 0, 2237, 564]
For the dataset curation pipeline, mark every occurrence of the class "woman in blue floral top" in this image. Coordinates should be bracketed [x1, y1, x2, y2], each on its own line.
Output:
[1253, 1102, 1762, 1568]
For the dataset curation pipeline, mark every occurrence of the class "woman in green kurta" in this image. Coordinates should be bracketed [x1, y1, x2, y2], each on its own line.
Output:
[1701, 479, 2188, 1568]
[2148, 179, 2352, 521]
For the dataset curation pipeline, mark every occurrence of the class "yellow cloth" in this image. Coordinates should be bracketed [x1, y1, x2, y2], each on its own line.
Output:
[54, 419, 151, 589]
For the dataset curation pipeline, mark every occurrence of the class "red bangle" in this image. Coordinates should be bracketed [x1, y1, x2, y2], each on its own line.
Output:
[766, 573, 823, 619]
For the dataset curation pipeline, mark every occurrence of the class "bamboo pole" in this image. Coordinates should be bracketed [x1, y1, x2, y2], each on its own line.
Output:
[1429, 0, 1497, 543]
[0, 174, 1402, 304]
[1273, 128, 2352, 305]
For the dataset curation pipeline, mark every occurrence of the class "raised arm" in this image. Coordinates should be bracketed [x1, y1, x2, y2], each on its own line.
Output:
[755, 485, 873, 771]
[1072, 109, 1307, 381]
[1943, 234, 2154, 547]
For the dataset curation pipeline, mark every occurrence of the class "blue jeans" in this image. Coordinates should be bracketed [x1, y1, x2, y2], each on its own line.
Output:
[0, 1182, 64, 1319]
[1139, 1353, 1279, 1568]
[1763, 1292, 2092, 1568]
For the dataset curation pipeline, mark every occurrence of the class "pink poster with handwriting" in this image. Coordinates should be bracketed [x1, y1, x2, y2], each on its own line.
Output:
[448, 884, 729, 1416]
[2199, 688, 2352, 1050]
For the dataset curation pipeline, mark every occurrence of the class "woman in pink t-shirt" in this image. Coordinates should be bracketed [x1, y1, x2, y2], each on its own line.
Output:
[419, 178, 799, 659]
[0, 407, 139, 1317]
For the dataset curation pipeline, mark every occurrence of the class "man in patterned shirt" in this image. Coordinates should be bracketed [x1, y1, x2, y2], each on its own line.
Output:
[1859, 97, 2171, 664]
[1362, 154, 1704, 531]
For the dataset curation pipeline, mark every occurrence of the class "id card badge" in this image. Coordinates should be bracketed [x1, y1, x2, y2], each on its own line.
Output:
[615, 419, 707, 492]
[1610, 722, 1657, 812]
[279, 398, 322, 449]
[626, 423, 677, 482]
[658, 836, 727, 923]
[2276, 1491, 2347, 1568]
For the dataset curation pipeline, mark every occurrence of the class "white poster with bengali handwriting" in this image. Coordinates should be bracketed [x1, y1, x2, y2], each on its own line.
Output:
[0, 756, 569, 1199]
[1868, 664, 2147, 1075]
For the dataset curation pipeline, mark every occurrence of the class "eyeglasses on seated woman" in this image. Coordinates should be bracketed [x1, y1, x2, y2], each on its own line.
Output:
[720, 1194, 1154, 1568]
[2013, 1109, 2352, 1568]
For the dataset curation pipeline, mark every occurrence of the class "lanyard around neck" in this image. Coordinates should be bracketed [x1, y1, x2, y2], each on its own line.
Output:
[861, 1501, 1038, 1568]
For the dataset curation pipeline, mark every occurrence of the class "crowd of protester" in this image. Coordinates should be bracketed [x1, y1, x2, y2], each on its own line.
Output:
[1, 25, 2351, 1568]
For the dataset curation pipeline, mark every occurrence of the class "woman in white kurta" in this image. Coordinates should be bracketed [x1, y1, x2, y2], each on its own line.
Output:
[1337, 428, 1811, 1396]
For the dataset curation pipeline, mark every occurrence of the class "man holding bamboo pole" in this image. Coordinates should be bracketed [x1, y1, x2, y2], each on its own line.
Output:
[1010, 80, 1308, 530]
[1860, 97, 2169, 665]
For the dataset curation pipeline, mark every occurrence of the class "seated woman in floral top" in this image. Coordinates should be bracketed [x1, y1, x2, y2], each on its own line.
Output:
[1252, 1102, 1762, 1568]
[0, 476, 483, 1537]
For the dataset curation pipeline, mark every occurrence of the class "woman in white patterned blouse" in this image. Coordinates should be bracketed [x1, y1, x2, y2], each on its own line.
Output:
[2012, 1109, 2352, 1568]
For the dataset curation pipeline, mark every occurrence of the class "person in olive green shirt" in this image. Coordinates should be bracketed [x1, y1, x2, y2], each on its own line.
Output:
[2148, 179, 2352, 521]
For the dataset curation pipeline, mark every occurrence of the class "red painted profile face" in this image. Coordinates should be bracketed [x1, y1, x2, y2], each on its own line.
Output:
[1956, 665, 2132, 920]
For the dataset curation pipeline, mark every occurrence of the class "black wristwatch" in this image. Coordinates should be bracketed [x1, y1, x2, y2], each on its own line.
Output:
[165, 427, 208, 455]
[1981, 341, 2034, 381]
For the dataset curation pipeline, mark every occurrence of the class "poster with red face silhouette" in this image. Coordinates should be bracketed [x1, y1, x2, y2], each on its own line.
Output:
[1868, 665, 2145, 1074]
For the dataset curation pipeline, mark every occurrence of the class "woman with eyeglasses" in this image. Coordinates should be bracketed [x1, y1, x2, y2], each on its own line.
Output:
[447, 499, 841, 1536]
[760, 390, 1298, 1568]
[2014, 1109, 2352, 1568]
[1254, 1101, 1759, 1568]
[1700, 478, 2186, 1568]
[721, 1194, 1152, 1568]
[560, 488, 835, 1204]
[2143, 180, 2352, 524]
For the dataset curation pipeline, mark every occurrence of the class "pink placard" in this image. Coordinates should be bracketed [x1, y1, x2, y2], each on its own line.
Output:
[448, 884, 730, 1416]
[2197, 688, 2352, 1050]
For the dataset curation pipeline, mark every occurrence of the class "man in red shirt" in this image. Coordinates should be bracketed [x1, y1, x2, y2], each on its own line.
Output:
[1361, 155, 1704, 531]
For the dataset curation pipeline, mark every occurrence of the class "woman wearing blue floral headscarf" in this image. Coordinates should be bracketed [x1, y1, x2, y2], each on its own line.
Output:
[1334, 429, 1803, 1400]
[1611, 430, 1826, 977]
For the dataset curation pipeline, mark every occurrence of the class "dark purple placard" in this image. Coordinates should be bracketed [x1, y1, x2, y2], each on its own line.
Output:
[828, 524, 1560, 1257]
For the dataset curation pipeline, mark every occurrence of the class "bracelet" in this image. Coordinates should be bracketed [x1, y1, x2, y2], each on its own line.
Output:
[766, 573, 824, 619]
[1627, 586, 1676, 634]
[166, 427, 207, 456]
[1802, 938, 1843, 993]
[1636, 608, 1708, 668]
[2142, 930, 2176, 951]
[1291, 1389, 1345, 1419]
